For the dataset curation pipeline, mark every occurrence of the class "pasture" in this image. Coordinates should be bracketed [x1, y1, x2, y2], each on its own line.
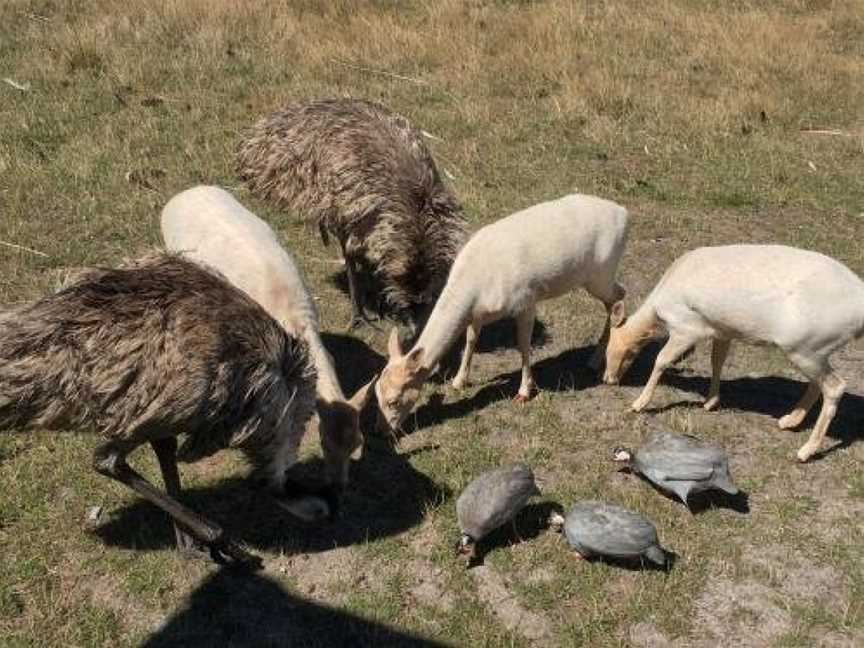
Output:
[1, 1, 863, 645]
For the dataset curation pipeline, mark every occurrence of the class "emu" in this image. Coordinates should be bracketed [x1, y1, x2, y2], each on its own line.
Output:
[0, 253, 316, 563]
[235, 97, 467, 329]
[161, 185, 376, 492]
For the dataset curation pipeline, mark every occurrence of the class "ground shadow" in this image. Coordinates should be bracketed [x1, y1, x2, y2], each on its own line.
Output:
[142, 568, 451, 648]
[93, 436, 449, 556]
[409, 345, 599, 431]
[466, 501, 561, 568]
[427, 317, 552, 385]
[623, 469, 750, 514]
[320, 332, 385, 394]
[640, 369, 864, 457]
[584, 551, 678, 573]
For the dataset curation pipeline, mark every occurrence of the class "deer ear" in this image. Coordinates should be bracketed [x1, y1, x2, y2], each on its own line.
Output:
[405, 347, 425, 373]
[610, 300, 626, 327]
[348, 375, 378, 411]
[387, 327, 403, 358]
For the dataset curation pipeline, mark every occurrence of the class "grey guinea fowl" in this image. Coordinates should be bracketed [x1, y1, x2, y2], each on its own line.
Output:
[613, 431, 738, 505]
[552, 501, 669, 567]
[456, 463, 541, 559]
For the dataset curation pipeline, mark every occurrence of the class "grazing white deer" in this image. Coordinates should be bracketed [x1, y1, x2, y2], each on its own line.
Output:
[161, 186, 376, 490]
[376, 193, 629, 432]
[603, 244, 864, 462]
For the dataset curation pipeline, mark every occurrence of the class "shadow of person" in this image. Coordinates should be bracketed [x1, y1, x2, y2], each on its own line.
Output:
[92, 436, 449, 557]
[141, 568, 451, 648]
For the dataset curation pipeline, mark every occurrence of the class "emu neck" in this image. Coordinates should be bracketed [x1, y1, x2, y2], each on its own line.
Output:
[411, 282, 477, 370]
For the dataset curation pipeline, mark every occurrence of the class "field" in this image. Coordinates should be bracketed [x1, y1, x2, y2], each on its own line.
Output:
[1, 0, 863, 645]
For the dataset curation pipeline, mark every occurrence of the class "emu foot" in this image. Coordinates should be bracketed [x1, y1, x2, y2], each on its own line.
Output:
[175, 533, 261, 569]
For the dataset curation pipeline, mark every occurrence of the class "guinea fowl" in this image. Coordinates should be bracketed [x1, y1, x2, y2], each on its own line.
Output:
[613, 431, 738, 506]
[550, 501, 671, 568]
[456, 463, 540, 562]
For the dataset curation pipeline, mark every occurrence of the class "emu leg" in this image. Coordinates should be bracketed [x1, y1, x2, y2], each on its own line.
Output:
[93, 442, 255, 565]
[150, 438, 199, 556]
[341, 249, 380, 331]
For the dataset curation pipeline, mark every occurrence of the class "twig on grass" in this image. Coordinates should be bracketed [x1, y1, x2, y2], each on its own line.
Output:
[0, 240, 49, 258]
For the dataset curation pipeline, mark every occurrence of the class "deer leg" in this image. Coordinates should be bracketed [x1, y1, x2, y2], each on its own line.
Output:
[452, 321, 481, 390]
[704, 339, 731, 411]
[632, 333, 696, 412]
[514, 306, 537, 402]
[93, 441, 254, 565]
[778, 381, 820, 430]
[797, 369, 845, 462]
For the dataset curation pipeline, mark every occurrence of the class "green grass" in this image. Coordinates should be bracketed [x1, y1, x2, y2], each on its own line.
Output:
[1, 0, 864, 646]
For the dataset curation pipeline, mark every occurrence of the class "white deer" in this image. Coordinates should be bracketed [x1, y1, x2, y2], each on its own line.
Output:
[376, 193, 629, 432]
[161, 186, 376, 489]
[603, 244, 864, 462]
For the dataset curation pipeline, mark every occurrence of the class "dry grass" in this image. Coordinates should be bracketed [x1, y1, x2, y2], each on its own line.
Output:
[1, 0, 863, 645]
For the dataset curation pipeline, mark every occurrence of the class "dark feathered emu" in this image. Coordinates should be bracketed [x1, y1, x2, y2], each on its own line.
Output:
[236, 98, 468, 329]
[0, 252, 316, 564]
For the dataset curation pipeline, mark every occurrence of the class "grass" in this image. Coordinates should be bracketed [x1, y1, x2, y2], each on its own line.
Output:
[1, 0, 863, 645]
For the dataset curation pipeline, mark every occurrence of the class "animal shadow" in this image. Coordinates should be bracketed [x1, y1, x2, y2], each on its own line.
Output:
[639, 367, 864, 458]
[587, 551, 678, 573]
[141, 568, 450, 647]
[93, 436, 449, 556]
[320, 332, 385, 394]
[411, 345, 600, 431]
[466, 501, 561, 568]
[625, 469, 750, 515]
[428, 317, 551, 385]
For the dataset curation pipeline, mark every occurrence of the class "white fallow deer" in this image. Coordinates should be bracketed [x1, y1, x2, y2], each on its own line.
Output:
[603, 244, 864, 462]
[161, 186, 377, 497]
[376, 193, 629, 432]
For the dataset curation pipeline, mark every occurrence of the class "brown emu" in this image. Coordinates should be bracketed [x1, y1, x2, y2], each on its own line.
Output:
[236, 98, 468, 329]
[0, 252, 316, 563]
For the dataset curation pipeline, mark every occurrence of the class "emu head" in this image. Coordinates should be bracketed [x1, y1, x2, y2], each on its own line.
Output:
[375, 328, 427, 433]
[603, 300, 640, 385]
[317, 376, 377, 490]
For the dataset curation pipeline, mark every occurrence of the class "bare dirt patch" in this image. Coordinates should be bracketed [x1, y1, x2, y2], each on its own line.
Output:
[470, 564, 554, 643]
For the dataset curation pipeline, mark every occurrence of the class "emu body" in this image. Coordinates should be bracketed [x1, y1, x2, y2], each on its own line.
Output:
[236, 98, 467, 328]
[376, 194, 629, 431]
[161, 186, 375, 490]
[603, 244, 864, 462]
[0, 253, 316, 562]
